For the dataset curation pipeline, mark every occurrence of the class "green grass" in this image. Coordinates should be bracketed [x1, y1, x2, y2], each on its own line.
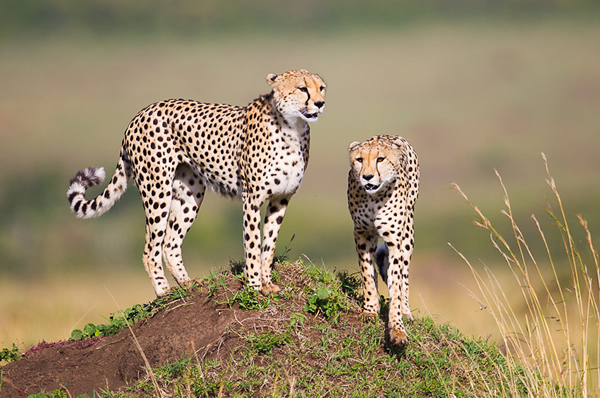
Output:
[14, 258, 578, 398]
[120, 262, 549, 397]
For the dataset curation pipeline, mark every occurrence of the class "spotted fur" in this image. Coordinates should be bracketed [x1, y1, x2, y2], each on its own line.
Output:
[347, 135, 420, 347]
[67, 69, 326, 297]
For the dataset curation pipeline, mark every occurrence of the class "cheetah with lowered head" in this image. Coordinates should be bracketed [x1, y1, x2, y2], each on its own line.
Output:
[347, 135, 419, 347]
[67, 69, 326, 297]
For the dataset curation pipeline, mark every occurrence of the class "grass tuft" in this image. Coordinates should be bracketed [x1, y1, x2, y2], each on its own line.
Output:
[451, 153, 599, 397]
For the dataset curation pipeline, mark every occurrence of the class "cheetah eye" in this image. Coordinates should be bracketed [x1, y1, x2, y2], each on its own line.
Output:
[377, 157, 385, 163]
[356, 157, 363, 164]
[298, 87, 308, 93]
[319, 86, 325, 92]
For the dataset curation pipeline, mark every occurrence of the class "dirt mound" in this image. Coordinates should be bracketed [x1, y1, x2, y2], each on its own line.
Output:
[1, 262, 524, 397]
[0, 271, 295, 397]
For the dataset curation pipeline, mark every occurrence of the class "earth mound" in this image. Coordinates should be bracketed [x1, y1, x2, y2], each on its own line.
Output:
[1, 262, 335, 397]
[0, 261, 517, 397]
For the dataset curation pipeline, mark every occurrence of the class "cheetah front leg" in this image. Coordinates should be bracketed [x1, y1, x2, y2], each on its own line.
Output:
[242, 197, 264, 292]
[354, 230, 380, 322]
[259, 196, 291, 295]
[384, 239, 412, 347]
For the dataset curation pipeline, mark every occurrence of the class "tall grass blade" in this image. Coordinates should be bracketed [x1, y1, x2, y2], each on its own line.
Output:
[451, 153, 599, 397]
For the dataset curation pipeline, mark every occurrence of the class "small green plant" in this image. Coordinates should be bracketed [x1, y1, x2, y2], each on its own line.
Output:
[336, 269, 362, 300]
[205, 269, 228, 297]
[301, 262, 353, 323]
[227, 285, 274, 310]
[288, 312, 306, 330]
[25, 390, 90, 398]
[0, 343, 20, 363]
[228, 259, 245, 276]
[70, 283, 197, 341]
[70, 303, 149, 341]
[304, 286, 348, 323]
[245, 331, 291, 355]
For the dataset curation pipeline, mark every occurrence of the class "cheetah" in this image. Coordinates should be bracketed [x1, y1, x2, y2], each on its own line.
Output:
[67, 69, 326, 297]
[347, 135, 420, 347]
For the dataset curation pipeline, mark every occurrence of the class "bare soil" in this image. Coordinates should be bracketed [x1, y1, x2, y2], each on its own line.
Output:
[0, 269, 308, 397]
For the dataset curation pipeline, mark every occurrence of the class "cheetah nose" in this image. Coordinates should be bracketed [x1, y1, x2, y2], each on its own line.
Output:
[363, 174, 374, 181]
[314, 101, 325, 109]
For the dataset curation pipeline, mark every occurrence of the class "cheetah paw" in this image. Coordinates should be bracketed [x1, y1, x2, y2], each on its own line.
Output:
[156, 289, 170, 298]
[261, 283, 281, 296]
[362, 312, 378, 323]
[177, 278, 195, 287]
[388, 327, 409, 347]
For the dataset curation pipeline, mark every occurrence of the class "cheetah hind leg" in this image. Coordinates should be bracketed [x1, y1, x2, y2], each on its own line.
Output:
[376, 242, 413, 322]
[162, 165, 206, 287]
[142, 195, 173, 297]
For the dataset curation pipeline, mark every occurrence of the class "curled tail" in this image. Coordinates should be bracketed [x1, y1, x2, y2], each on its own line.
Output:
[67, 156, 130, 219]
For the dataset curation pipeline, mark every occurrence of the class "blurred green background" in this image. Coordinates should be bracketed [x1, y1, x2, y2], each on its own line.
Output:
[1, 0, 599, 347]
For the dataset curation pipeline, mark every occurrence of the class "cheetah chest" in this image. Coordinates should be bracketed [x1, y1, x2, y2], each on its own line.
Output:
[265, 127, 307, 197]
[353, 187, 401, 233]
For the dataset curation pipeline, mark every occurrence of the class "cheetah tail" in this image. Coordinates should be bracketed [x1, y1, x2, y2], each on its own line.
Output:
[67, 157, 130, 219]
[375, 242, 389, 285]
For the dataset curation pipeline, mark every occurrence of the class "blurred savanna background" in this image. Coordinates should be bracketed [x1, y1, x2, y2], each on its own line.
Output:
[1, 0, 599, 369]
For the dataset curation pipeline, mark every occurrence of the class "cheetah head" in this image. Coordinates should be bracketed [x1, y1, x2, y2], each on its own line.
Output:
[266, 69, 326, 123]
[348, 138, 405, 195]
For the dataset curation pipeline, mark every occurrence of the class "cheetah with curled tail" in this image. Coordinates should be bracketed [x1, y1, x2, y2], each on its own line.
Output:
[67, 69, 326, 297]
[347, 135, 420, 347]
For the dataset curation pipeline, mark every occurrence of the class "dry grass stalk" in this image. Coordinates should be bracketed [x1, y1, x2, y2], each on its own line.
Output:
[451, 153, 599, 397]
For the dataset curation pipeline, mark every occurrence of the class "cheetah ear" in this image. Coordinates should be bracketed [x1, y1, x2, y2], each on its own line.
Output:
[266, 73, 278, 86]
[348, 141, 361, 152]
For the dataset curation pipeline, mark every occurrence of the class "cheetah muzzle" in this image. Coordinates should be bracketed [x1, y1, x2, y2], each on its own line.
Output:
[67, 69, 326, 297]
[362, 182, 382, 194]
